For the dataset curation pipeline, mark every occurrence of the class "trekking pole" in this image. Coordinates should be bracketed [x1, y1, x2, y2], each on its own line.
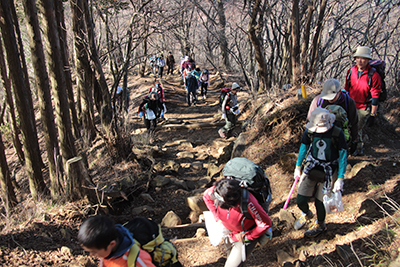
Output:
[283, 176, 299, 210]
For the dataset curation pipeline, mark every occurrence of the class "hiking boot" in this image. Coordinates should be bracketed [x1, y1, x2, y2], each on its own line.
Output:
[304, 221, 327, 238]
[218, 129, 226, 138]
[294, 211, 313, 230]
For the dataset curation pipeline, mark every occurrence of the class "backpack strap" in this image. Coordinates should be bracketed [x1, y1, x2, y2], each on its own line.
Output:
[331, 126, 341, 151]
[240, 188, 251, 220]
[127, 243, 141, 267]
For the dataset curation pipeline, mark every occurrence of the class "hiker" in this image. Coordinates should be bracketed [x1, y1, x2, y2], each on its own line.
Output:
[149, 83, 167, 118]
[180, 55, 189, 75]
[219, 82, 241, 139]
[293, 107, 348, 238]
[199, 69, 210, 100]
[185, 72, 199, 106]
[157, 54, 166, 79]
[78, 215, 155, 267]
[307, 79, 358, 154]
[345, 46, 382, 156]
[203, 178, 272, 267]
[138, 91, 163, 134]
[166, 51, 175, 75]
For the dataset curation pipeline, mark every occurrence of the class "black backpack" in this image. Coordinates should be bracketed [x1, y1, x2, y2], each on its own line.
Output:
[124, 217, 182, 267]
[219, 87, 231, 107]
[222, 157, 272, 219]
[347, 59, 387, 103]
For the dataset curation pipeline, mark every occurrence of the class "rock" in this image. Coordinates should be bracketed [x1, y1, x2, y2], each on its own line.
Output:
[161, 211, 182, 227]
[278, 210, 296, 226]
[170, 177, 189, 190]
[207, 163, 221, 178]
[153, 161, 164, 172]
[276, 250, 295, 266]
[151, 175, 171, 187]
[347, 161, 370, 179]
[177, 151, 195, 159]
[189, 210, 203, 223]
[194, 140, 204, 146]
[196, 177, 211, 189]
[217, 142, 234, 164]
[132, 205, 154, 215]
[196, 153, 209, 160]
[179, 141, 193, 148]
[60, 246, 72, 256]
[140, 193, 155, 203]
[60, 228, 71, 240]
[195, 228, 206, 238]
[231, 132, 248, 158]
[164, 160, 181, 172]
[118, 175, 136, 188]
[191, 161, 203, 171]
[186, 195, 208, 212]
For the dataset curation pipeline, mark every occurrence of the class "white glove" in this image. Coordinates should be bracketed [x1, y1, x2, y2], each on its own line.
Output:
[222, 113, 226, 120]
[294, 166, 302, 179]
[333, 179, 344, 192]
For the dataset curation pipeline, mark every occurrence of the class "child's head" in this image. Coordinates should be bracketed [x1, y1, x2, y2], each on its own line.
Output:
[306, 107, 336, 133]
[78, 215, 120, 258]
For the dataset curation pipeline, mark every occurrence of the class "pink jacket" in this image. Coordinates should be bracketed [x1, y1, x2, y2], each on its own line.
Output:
[203, 186, 272, 241]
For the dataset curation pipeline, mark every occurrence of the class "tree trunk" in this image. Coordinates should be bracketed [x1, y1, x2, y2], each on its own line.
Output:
[0, 0, 48, 199]
[53, 0, 81, 139]
[0, 40, 24, 165]
[22, 0, 62, 199]
[216, 0, 230, 70]
[38, 0, 83, 200]
[0, 132, 17, 211]
[291, 0, 301, 87]
[83, 0, 113, 138]
[71, 0, 96, 142]
[300, 0, 315, 80]
[248, 0, 268, 91]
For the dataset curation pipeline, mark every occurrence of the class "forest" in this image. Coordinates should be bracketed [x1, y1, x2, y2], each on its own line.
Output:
[0, 0, 400, 266]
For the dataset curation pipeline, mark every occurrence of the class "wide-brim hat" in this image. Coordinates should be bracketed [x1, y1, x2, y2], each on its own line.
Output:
[305, 107, 336, 133]
[320, 79, 341, 100]
[353, 46, 372, 60]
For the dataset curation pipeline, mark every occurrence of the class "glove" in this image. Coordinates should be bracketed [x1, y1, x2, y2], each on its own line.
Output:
[350, 141, 357, 155]
[333, 178, 344, 192]
[294, 166, 302, 180]
[265, 228, 273, 240]
[367, 114, 375, 127]
[138, 111, 143, 118]
[222, 113, 226, 120]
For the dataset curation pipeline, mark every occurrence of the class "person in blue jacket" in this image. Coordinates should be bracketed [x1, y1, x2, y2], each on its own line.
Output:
[293, 107, 348, 237]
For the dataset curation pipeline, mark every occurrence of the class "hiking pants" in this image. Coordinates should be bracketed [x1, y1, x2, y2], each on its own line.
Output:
[200, 82, 208, 97]
[158, 67, 164, 78]
[220, 113, 237, 135]
[143, 118, 157, 133]
[356, 108, 371, 149]
[186, 89, 197, 106]
[167, 64, 173, 74]
[224, 237, 258, 267]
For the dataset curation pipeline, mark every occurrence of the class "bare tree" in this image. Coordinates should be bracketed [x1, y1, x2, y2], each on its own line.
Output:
[0, 132, 17, 211]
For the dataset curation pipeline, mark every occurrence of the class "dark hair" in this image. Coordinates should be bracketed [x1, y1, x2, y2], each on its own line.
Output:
[213, 179, 241, 209]
[78, 215, 120, 250]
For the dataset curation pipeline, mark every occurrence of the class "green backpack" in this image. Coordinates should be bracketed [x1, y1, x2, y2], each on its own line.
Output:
[325, 104, 350, 142]
[222, 157, 272, 218]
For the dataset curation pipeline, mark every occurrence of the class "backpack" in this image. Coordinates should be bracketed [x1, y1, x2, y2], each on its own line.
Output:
[124, 217, 182, 267]
[222, 157, 272, 219]
[306, 126, 342, 162]
[347, 59, 387, 103]
[219, 87, 231, 107]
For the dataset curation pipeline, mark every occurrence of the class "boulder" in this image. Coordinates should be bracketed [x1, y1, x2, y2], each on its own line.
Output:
[161, 211, 182, 227]
[177, 151, 195, 159]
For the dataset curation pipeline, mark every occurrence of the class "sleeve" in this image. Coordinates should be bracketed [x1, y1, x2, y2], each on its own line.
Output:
[337, 130, 348, 179]
[221, 94, 229, 115]
[296, 143, 309, 167]
[370, 71, 382, 104]
[244, 194, 272, 240]
[203, 187, 220, 222]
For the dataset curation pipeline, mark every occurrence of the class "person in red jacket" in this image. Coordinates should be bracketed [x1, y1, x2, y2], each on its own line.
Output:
[203, 179, 272, 267]
[345, 46, 381, 156]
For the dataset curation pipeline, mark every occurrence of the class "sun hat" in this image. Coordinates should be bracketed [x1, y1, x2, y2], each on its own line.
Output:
[305, 107, 336, 133]
[320, 79, 341, 100]
[231, 82, 241, 91]
[352, 46, 372, 60]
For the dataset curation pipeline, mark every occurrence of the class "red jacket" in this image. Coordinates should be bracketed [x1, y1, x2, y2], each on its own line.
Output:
[203, 186, 272, 242]
[345, 65, 381, 109]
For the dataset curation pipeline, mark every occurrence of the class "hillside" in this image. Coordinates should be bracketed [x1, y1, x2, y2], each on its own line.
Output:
[1, 71, 400, 267]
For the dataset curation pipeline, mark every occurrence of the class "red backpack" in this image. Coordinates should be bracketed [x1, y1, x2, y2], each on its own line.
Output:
[219, 87, 231, 107]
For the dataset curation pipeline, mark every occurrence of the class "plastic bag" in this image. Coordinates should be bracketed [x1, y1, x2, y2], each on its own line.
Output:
[203, 211, 229, 246]
[323, 191, 344, 214]
[145, 109, 156, 120]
